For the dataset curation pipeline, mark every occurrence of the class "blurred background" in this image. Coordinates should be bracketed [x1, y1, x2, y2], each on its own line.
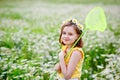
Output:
[0, 0, 120, 80]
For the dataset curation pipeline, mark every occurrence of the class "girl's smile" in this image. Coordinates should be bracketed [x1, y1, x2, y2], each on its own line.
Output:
[63, 37, 70, 41]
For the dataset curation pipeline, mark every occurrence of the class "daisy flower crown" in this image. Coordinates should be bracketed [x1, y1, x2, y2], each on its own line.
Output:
[62, 18, 84, 31]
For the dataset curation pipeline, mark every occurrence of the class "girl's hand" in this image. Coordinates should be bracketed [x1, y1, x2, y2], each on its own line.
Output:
[59, 51, 66, 59]
[54, 63, 61, 73]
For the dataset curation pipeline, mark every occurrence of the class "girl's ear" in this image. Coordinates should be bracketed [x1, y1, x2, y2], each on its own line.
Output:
[75, 34, 79, 42]
[77, 34, 79, 39]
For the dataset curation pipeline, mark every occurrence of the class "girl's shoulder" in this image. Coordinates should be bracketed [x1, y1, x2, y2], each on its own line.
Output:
[73, 47, 83, 52]
[72, 47, 84, 58]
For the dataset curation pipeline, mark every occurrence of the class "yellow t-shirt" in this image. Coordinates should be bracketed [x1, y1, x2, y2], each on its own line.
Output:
[58, 45, 84, 78]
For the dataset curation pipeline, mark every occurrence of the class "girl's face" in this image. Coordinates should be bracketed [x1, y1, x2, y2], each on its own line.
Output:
[61, 26, 79, 46]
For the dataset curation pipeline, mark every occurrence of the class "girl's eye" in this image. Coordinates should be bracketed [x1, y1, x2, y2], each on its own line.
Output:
[68, 33, 73, 36]
[62, 32, 66, 35]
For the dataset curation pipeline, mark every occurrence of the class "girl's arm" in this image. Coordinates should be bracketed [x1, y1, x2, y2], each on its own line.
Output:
[59, 50, 82, 80]
[54, 63, 61, 73]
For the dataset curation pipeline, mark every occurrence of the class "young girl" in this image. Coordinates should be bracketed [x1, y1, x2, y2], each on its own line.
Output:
[54, 18, 84, 80]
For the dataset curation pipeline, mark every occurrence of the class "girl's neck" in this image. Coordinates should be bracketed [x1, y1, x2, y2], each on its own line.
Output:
[66, 44, 73, 50]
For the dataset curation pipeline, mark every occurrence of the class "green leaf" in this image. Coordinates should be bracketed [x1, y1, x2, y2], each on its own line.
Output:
[49, 71, 57, 80]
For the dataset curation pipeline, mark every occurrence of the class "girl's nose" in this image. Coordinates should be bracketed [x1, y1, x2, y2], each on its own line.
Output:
[64, 36, 69, 40]
[64, 35, 69, 38]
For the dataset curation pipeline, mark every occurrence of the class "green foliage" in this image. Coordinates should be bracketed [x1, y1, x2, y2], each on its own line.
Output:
[0, 12, 23, 20]
[43, 0, 120, 4]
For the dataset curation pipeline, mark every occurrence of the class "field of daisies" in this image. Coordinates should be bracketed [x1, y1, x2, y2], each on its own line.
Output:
[0, 0, 120, 80]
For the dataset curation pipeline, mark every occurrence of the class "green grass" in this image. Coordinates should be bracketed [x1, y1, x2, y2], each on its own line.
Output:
[43, 0, 120, 4]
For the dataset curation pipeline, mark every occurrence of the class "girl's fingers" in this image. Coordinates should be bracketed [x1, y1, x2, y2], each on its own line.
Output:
[54, 63, 60, 71]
